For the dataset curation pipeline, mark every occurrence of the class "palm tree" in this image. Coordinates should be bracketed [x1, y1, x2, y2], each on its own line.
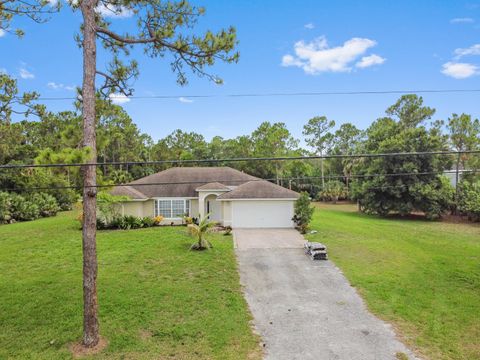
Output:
[188, 215, 216, 250]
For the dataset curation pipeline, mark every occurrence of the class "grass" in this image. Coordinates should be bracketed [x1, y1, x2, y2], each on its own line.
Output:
[0, 212, 261, 359]
[307, 203, 480, 360]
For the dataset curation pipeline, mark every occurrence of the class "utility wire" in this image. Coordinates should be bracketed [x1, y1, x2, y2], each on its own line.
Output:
[21, 88, 480, 101]
[1, 170, 475, 192]
[1, 150, 479, 170]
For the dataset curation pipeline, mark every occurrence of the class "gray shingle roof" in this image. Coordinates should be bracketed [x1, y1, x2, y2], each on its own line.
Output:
[196, 182, 231, 191]
[111, 167, 257, 199]
[217, 180, 300, 200]
[111, 185, 148, 199]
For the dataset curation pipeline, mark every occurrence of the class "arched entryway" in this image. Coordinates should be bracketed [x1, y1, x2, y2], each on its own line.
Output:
[204, 194, 221, 222]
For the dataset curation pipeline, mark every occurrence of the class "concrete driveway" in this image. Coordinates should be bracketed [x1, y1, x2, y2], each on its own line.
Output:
[234, 229, 417, 360]
[233, 228, 304, 249]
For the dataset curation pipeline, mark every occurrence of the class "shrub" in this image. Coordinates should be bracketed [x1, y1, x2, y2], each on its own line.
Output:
[153, 215, 164, 225]
[52, 189, 78, 211]
[97, 192, 128, 224]
[223, 225, 232, 235]
[110, 216, 126, 230]
[100, 215, 146, 230]
[0, 192, 12, 224]
[183, 216, 193, 225]
[32, 193, 60, 217]
[119, 215, 142, 230]
[0, 192, 61, 224]
[410, 176, 454, 220]
[96, 217, 109, 230]
[141, 217, 155, 227]
[293, 192, 314, 234]
[9, 193, 40, 221]
[458, 180, 480, 222]
[319, 180, 348, 203]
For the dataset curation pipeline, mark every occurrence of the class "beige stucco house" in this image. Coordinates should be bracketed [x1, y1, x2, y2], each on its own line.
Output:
[111, 167, 300, 228]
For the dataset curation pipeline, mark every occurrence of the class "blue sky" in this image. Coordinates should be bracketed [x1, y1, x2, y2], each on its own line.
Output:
[1, 0, 480, 142]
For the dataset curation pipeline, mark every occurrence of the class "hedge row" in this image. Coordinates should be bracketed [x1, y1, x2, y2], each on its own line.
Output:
[96, 215, 157, 230]
[0, 192, 60, 224]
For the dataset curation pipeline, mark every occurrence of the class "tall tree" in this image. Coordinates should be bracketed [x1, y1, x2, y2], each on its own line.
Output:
[2, 0, 239, 349]
[250, 122, 299, 183]
[76, 0, 238, 348]
[446, 113, 480, 206]
[329, 123, 363, 191]
[0, 0, 59, 36]
[302, 116, 335, 188]
[0, 74, 43, 125]
[351, 95, 452, 219]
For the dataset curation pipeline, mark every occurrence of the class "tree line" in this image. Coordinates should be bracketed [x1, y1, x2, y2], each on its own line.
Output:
[1, 73, 479, 220]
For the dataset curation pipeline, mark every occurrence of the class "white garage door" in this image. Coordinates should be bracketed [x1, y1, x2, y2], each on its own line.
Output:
[231, 200, 295, 228]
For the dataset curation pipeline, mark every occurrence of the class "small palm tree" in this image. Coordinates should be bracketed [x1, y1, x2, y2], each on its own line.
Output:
[188, 215, 216, 250]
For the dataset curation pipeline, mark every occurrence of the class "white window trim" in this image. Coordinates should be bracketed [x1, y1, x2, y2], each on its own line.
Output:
[153, 198, 191, 219]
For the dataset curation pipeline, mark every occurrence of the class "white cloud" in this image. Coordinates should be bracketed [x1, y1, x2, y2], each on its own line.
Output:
[47, 82, 75, 91]
[95, 4, 133, 18]
[441, 62, 479, 79]
[46, 0, 59, 6]
[0, 68, 7, 74]
[109, 93, 130, 104]
[281, 36, 382, 74]
[19, 67, 34, 79]
[453, 44, 480, 58]
[355, 54, 386, 68]
[0, 29, 5, 38]
[450, 17, 475, 24]
[47, 82, 61, 89]
[178, 97, 194, 103]
[304, 23, 315, 30]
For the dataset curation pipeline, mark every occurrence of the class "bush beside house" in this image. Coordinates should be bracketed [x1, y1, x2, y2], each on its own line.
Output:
[293, 192, 314, 234]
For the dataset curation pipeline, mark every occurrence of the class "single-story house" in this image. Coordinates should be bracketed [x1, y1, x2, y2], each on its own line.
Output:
[111, 166, 300, 228]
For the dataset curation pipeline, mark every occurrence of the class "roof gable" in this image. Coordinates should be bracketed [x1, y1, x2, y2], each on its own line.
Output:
[217, 180, 300, 200]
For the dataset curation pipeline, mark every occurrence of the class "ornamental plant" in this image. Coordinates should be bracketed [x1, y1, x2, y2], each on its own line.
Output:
[293, 192, 315, 234]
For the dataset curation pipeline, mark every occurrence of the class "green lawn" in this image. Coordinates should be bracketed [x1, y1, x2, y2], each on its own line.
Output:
[307, 203, 480, 360]
[0, 212, 261, 359]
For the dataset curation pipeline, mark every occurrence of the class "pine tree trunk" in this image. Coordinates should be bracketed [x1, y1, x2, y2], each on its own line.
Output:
[455, 153, 460, 215]
[320, 154, 325, 189]
[81, 0, 99, 348]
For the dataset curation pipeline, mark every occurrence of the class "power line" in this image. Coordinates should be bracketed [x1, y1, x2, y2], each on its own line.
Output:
[1, 170, 475, 192]
[1, 150, 479, 170]
[23, 88, 480, 101]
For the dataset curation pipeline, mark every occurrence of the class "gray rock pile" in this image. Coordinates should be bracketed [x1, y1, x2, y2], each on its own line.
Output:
[304, 241, 328, 260]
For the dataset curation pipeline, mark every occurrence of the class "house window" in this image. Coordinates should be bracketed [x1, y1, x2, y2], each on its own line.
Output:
[154, 199, 190, 218]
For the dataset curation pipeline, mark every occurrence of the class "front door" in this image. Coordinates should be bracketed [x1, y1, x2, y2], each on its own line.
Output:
[206, 198, 221, 222]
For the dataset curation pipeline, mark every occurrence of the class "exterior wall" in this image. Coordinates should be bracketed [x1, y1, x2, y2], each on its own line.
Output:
[190, 199, 199, 218]
[159, 218, 184, 225]
[143, 200, 155, 217]
[119, 201, 146, 218]
[222, 201, 232, 227]
[230, 200, 295, 228]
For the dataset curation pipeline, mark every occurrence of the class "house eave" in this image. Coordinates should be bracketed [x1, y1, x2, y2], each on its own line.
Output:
[217, 198, 299, 201]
